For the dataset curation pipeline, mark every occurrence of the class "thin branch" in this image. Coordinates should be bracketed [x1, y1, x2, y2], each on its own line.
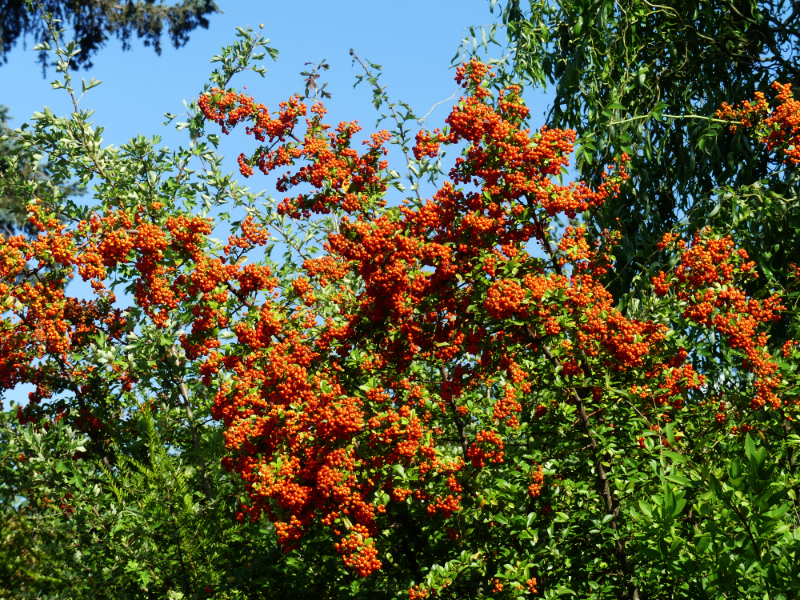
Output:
[169, 346, 214, 500]
[538, 336, 639, 600]
[417, 89, 460, 124]
[606, 113, 738, 127]
[349, 49, 422, 201]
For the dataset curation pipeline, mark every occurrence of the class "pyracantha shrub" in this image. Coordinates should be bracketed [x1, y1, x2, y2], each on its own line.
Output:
[4, 19, 800, 598]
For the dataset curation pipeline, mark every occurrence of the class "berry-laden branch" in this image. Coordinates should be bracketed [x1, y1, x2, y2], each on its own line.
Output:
[193, 64, 796, 595]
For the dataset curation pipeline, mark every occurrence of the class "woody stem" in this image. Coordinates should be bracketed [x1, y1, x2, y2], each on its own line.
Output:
[170, 347, 214, 501]
[540, 342, 639, 600]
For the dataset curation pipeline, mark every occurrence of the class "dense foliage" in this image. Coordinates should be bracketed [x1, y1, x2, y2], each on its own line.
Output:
[1, 4, 799, 600]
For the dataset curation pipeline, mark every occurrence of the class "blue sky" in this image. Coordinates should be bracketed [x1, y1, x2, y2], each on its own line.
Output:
[1, 0, 552, 164]
[0, 0, 553, 409]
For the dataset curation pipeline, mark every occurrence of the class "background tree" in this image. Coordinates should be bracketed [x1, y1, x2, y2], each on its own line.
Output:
[476, 0, 799, 301]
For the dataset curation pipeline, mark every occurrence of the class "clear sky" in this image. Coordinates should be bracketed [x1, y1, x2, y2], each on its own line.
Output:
[0, 0, 553, 409]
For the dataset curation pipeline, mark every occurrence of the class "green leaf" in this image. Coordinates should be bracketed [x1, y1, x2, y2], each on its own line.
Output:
[745, 433, 756, 459]
[673, 496, 687, 517]
[662, 451, 687, 464]
[81, 77, 102, 93]
[665, 422, 675, 447]
[665, 474, 693, 487]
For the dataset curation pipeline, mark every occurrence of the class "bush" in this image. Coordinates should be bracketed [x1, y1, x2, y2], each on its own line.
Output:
[2, 7, 799, 600]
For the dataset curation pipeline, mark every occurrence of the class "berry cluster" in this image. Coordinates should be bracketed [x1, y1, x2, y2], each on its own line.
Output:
[653, 229, 786, 415]
[717, 81, 800, 165]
